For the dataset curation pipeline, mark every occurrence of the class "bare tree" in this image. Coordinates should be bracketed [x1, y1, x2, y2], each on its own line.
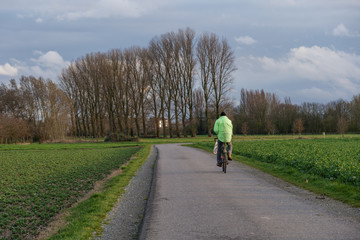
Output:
[160, 32, 176, 138]
[197, 32, 236, 136]
[177, 28, 197, 137]
[147, 53, 161, 137]
[45, 80, 69, 140]
[210, 37, 236, 118]
[197, 33, 213, 136]
[292, 118, 304, 136]
[241, 122, 249, 136]
[350, 94, 360, 132]
[124, 47, 141, 136]
[60, 63, 87, 137]
[149, 36, 168, 137]
[265, 120, 276, 135]
[167, 31, 182, 137]
[124, 47, 151, 137]
[139, 48, 151, 137]
[108, 49, 126, 137]
[337, 117, 348, 137]
[193, 88, 204, 134]
[60, 66, 77, 136]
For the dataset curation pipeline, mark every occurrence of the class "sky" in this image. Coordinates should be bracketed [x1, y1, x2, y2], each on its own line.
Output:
[0, 0, 359, 105]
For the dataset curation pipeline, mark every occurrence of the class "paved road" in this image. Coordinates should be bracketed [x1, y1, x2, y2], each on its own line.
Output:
[139, 144, 360, 240]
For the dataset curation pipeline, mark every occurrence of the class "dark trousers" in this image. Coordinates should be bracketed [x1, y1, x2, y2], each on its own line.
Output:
[217, 140, 232, 164]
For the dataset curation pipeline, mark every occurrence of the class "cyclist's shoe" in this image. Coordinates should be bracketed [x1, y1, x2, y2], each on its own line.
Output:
[217, 162, 222, 167]
[228, 154, 233, 161]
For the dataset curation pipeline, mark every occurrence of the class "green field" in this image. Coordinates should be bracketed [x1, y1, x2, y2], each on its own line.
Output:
[197, 138, 360, 185]
[237, 139, 360, 185]
[0, 143, 141, 240]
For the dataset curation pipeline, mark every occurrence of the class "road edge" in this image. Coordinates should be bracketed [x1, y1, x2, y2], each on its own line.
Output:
[97, 145, 158, 240]
[138, 144, 161, 240]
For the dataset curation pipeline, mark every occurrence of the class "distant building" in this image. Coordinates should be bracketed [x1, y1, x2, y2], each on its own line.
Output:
[148, 118, 169, 134]
[158, 119, 169, 128]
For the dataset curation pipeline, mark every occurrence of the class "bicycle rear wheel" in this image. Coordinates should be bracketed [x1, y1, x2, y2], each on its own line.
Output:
[222, 145, 227, 173]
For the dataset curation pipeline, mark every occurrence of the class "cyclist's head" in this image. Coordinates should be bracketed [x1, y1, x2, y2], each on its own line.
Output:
[220, 112, 226, 116]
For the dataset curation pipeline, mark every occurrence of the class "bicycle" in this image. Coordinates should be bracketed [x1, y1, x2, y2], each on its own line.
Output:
[215, 138, 229, 173]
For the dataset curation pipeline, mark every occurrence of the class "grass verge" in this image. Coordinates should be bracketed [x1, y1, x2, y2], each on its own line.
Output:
[47, 144, 151, 240]
[191, 143, 360, 207]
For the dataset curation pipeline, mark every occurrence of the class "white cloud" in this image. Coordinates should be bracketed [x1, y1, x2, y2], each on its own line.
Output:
[257, 46, 360, 84]
[31, 51, 69, 69]
[235, 46, 360, 103]
[0, 63, 18, 76]
[235, 36, 257, 45]
[332, 24, 359, 37]
[28, 51, 70, 80]
[1, 51, 70, 82]
[35, 18, 43, 23]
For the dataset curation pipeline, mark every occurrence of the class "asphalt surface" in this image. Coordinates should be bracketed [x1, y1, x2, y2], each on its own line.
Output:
[139, 144, 360, 240]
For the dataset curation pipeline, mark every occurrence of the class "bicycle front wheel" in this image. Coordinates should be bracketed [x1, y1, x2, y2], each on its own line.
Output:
[222, 149, 227, 173]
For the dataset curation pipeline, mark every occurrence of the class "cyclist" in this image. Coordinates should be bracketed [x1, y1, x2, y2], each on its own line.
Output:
[214, 111, 233, 167]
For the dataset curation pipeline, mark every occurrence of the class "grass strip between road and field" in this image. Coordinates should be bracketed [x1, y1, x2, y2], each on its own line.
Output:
[47, 144, 152, 240]
[191, 143, 360, 208]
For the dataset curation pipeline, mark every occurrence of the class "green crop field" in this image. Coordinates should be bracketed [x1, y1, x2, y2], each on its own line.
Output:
[197, 138, 360, 185]
[236, 139, 360, 185]
[0, 143, 141, 240]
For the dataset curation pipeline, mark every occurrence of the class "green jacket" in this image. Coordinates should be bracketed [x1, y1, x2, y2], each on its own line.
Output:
[214, 116, 233, 142]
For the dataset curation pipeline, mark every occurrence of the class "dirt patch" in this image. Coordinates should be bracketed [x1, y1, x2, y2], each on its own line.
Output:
[36, 211, 70, 240]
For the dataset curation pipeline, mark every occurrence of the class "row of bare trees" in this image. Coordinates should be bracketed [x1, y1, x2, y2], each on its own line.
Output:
[59, 28, 236, 139]
[1, 81, 359, 142]
[234, 89, 360, 135]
